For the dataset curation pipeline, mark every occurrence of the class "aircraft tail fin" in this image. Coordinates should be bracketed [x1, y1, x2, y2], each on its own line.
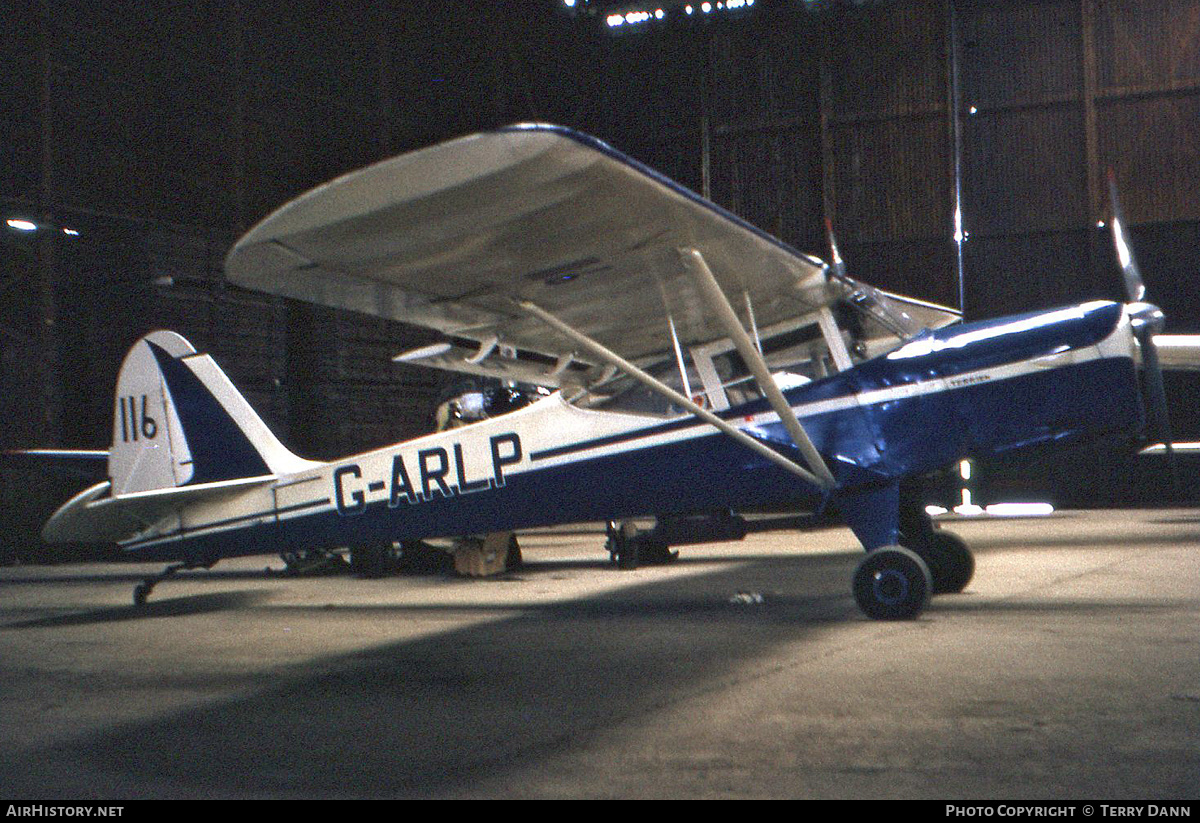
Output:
[109, 330, 314, 496]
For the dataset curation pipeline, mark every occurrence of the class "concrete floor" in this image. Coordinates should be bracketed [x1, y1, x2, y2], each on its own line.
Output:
[0, 509, 1197, 799]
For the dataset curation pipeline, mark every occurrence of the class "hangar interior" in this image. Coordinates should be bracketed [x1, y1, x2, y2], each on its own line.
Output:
[2, 0, 1199, 561]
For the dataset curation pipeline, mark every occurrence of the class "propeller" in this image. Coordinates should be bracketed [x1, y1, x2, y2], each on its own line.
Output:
[1107, 170, 1179, 491]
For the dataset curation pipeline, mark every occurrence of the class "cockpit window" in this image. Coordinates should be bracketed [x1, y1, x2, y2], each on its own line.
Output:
[592, 320, 839, 416]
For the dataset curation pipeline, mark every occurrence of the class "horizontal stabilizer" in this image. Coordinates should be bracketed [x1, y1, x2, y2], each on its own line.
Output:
[1, 449, 108, 483]
[42, 475, 275, 544]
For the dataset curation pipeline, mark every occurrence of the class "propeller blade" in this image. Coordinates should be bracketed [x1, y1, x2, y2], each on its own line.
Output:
[1137, 324, 1179, 489]
[1107, 168, 1146, 304]
[1109, 172, 1180, 495]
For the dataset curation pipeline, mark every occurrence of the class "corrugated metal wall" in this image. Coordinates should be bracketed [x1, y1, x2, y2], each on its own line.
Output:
[0, 1, 448, 463]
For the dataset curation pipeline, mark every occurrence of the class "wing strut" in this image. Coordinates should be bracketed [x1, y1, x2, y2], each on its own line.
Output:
[514, 299, 834, 490]
[679, 247, 838, 488]
[666, 313, 693, 399]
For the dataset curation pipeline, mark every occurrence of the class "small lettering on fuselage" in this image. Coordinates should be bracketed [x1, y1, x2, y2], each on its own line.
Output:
[947, 373, 992, 388]
[334, 433, 522, 516]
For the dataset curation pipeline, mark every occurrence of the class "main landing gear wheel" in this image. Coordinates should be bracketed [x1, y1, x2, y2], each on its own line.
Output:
[852, 546, 932, 620]
[898, 499, 975, 595]
[919, 531, 975, 595]
[280, 548, 349, 576]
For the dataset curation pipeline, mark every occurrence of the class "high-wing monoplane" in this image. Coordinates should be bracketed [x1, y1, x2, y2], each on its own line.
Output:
[36, 125, 1192, 618]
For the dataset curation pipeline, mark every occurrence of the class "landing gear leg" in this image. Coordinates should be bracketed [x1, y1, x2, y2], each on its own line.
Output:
[133, 560, 213, 606]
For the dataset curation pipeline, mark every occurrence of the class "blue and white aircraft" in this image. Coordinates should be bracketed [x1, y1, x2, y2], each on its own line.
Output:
[39, 125, 1188, 619]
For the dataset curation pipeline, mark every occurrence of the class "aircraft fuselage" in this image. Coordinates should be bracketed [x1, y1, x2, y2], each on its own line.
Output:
[123, 299, 1140, 563]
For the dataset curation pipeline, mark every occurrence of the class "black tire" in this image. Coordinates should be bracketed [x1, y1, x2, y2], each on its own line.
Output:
[852, 546, 932, 620]
[923, 531, 975, 594]
[133, 582, 150, 607]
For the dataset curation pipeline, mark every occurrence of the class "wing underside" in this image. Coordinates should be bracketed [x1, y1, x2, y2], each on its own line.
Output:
[226, 124, 959, 386]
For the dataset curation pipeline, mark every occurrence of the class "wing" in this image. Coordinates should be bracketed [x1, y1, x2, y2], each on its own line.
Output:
[226, 124, 958, 383]
[1154, 335, 1200, 371]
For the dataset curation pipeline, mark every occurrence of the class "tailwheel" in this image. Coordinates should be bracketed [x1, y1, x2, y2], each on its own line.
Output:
[133, 560, 214, 606]
[133, 566, 183, 606]
[852, 546, 932, 620]
[919, 530, 975, 595]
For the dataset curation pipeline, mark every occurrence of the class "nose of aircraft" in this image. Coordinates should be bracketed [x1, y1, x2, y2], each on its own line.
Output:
[1127, 301, 1165, 336]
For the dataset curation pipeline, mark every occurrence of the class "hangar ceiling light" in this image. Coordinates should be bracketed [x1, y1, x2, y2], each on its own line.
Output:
[685, 0, 755, 15]
[572, 0, 756, 31]
[5, 217, 80, 236]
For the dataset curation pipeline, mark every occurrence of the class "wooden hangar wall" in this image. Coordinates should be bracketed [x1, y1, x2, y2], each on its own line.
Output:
[1, 0, 1197, 515]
